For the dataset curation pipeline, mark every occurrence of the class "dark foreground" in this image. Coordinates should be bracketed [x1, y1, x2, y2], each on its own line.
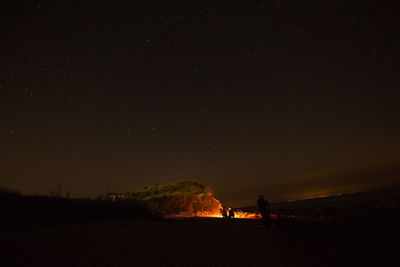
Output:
[0, 217, 398, 267]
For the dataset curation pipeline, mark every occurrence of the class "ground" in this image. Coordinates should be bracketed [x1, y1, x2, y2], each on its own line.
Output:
[0, 217, 398, 266]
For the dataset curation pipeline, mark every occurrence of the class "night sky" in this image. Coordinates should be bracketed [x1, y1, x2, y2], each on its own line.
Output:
[1, 1, 399, 206]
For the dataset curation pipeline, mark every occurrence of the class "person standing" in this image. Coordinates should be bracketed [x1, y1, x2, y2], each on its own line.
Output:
[257, 195, 271, 227]
[221, 207, 228, 218]
[228, 207, 235, 218]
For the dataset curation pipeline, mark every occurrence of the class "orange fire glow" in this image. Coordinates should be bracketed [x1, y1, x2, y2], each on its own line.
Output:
[169, 210, 267, 219]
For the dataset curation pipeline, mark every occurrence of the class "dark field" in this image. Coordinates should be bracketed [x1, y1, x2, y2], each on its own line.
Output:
[1, 216, 399, 267]
[1, 189, 400, 266]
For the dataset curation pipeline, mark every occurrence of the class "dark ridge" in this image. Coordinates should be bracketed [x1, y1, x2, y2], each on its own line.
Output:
[240, 187, 400, 223]
[0, 192, 152, 229]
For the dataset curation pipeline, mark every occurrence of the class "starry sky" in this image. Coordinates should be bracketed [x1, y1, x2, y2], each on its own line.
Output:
[1, 1, 400, 206]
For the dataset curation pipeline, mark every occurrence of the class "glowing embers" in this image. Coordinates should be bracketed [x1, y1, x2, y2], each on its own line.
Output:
[169, 210, 262, 219]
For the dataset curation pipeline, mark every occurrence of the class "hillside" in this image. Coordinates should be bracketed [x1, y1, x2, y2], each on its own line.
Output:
[127, 180, 223, 215]
[241, 187, 400, 222]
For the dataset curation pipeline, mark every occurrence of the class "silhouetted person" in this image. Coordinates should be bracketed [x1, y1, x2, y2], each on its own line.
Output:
[257, 195, 271, 227]
[221, 207, 227, 218]
[228, 207, 235, 218]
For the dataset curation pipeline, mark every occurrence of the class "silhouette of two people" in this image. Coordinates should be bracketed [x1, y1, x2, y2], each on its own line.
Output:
[257, 195, 271, 227]
[221, 207, 235, 219]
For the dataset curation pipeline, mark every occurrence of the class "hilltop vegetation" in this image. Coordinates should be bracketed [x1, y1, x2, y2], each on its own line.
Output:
[127, 180, 222, 216]
[129, 180, 212, 199]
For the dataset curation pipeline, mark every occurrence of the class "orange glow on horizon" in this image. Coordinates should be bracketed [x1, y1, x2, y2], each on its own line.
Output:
[168, 211, 279, 220]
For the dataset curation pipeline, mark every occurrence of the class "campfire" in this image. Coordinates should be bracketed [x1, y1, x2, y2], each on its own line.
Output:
[127, 180, 266, 219]
[168, 210, 262, 219]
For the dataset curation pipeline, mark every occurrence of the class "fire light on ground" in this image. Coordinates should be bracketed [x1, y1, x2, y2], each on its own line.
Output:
[168, 210, 277, 220]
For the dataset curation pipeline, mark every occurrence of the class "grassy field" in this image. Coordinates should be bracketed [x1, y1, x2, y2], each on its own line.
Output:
[1, 216, 398, 266]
